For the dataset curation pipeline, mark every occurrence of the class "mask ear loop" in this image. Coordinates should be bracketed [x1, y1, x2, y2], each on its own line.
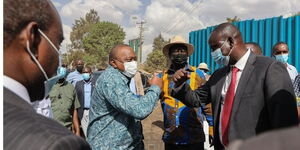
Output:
[26, 40, 49, 80]
[38, 29, 62, 67]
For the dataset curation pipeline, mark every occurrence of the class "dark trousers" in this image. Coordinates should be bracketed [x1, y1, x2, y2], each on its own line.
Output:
[165, 142, 204, 150]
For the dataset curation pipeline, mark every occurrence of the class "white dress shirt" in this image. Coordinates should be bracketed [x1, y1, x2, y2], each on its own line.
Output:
[4, 75, 31, 104]
[286, 63, 298, 82]
[218, 49, 251, 145]
[32, 97, 53, 118]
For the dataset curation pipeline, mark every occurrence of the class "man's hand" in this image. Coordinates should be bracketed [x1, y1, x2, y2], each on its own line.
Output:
[172, 69, 191, 87]
[75, 131, 81, 137]
[148, 73, 163, 89]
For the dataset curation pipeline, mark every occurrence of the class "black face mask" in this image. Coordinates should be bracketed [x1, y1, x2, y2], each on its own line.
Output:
[77, 66, 84, 73]
[170, 54, 188, 65]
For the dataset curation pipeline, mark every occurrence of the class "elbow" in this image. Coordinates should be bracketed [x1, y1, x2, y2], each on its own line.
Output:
[132, 110, 152, 120]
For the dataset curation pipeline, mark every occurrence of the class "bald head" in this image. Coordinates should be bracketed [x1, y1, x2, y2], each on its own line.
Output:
[245, 42, 263, 55]
[209, 23, 247, 64]
[209, 23, 242, 44]
[109, 44, 136, 71]
[109, 44, 133, 61]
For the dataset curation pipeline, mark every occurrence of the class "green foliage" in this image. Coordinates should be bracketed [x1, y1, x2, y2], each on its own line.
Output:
[226, 16, 241, 23]
[65, 9, 125, 69]
[82, 21, 125, 67]
[143, 34, 169, 73]
[152, 33, 169, 51]
[70, 9, 100, 50]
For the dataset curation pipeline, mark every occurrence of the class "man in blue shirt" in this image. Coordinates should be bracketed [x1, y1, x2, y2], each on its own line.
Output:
[67, 59, 84, 85]
[87, 44, 163, 150]
[272, 42, 298, 82]
[75, 66, 97, 138]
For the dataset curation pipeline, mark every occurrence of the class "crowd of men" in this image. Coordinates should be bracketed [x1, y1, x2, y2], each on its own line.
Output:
[3, 0, 300, 150]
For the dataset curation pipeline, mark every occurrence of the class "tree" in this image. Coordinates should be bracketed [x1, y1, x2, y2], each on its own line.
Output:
[226, 16, 241, 23]
[143, 34, 169, 73]
[82, 21, 125, 67]
[70, 9, 100, 50]
[152, 33, 169, 51]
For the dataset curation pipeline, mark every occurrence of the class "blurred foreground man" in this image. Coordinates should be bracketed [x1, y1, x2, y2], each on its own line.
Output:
[227, 126, 300, 150]
[159, 36, 213, 150]
[4, 0, 90, 149]
[171, 23, 298, 150]
[87, 44, 163, 150]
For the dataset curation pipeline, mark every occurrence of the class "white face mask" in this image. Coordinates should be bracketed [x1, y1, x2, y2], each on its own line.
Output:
[122, 61, 138, 78]
[25, 29, 62, 99]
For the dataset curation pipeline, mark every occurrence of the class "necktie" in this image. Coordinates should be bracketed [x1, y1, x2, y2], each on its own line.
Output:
[221, 67, 239, 146]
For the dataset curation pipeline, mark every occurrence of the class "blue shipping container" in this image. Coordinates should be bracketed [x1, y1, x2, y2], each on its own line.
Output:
[189, 15, 300, 73]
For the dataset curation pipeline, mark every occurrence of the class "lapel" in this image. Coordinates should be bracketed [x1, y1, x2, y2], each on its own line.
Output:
[4, 87, 34, 112]
[212, 66, 230, 125]
[231, 52, 256, 118]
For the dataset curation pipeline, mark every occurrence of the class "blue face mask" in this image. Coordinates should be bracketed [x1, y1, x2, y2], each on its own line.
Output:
[211, 39, 232, 66]
[57, 67, 67, 79]
[25, 29, 62, 99]
[82, 73, 91, 81]
[275, 54, 289, 63]
[211, 48, 229, 66]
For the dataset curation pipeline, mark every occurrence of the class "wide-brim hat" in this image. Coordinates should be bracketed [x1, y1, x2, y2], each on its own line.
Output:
[198, 62, 209, 72]
[163, 35, 194, 57]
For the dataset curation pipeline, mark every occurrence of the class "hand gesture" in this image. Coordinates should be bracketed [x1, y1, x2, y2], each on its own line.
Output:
[148, 73, 163, 89]
[172, 68, 191, 87]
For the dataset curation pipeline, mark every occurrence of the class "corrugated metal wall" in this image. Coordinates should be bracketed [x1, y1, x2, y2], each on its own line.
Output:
[189, 15, 300, 73]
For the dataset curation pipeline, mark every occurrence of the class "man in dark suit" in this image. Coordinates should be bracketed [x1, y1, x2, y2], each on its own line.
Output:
[4, 0, 90, 149]
[75, 66, 97, 137]
[171, 23, 298, 150]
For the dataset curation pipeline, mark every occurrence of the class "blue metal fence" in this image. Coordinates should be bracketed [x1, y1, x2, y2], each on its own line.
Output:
[189, 15, 300, 73]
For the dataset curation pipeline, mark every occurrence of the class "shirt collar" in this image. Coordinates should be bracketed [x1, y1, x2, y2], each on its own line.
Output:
[286, 63, 293, 70]
[83, 76, 93, 84]
[233, 49, 251, 71]
[3, 75, 32, 104]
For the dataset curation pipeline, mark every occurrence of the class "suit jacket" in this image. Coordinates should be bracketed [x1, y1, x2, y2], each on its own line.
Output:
[172, 52, 298, 149]
[75, 77, 97, 120]
[4, 88, 91, 150]
[227, 126, 300, 150]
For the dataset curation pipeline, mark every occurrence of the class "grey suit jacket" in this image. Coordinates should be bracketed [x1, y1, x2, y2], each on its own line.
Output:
[227, 126, 300, 150]
[4, 88, 91, 150]
[172, 52, 298, 149]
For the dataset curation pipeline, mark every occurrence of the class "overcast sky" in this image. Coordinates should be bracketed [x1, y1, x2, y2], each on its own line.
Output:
[52, 0, 300, 62]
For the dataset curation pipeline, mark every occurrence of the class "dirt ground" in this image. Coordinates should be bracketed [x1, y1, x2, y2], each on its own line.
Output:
[142, 104, 165, 150]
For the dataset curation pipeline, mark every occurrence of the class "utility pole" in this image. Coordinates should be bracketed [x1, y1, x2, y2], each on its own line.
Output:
[136, 21, 146, 63]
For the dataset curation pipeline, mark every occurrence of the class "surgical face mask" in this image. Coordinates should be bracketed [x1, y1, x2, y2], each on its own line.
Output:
[25, 29, 62, 99]
[275, 54, 289, 63]
[211, 39, 233, 66]
[122, 61, 138, 78]
[82, 73, 91, 81]
[58, 67, 67, 79]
